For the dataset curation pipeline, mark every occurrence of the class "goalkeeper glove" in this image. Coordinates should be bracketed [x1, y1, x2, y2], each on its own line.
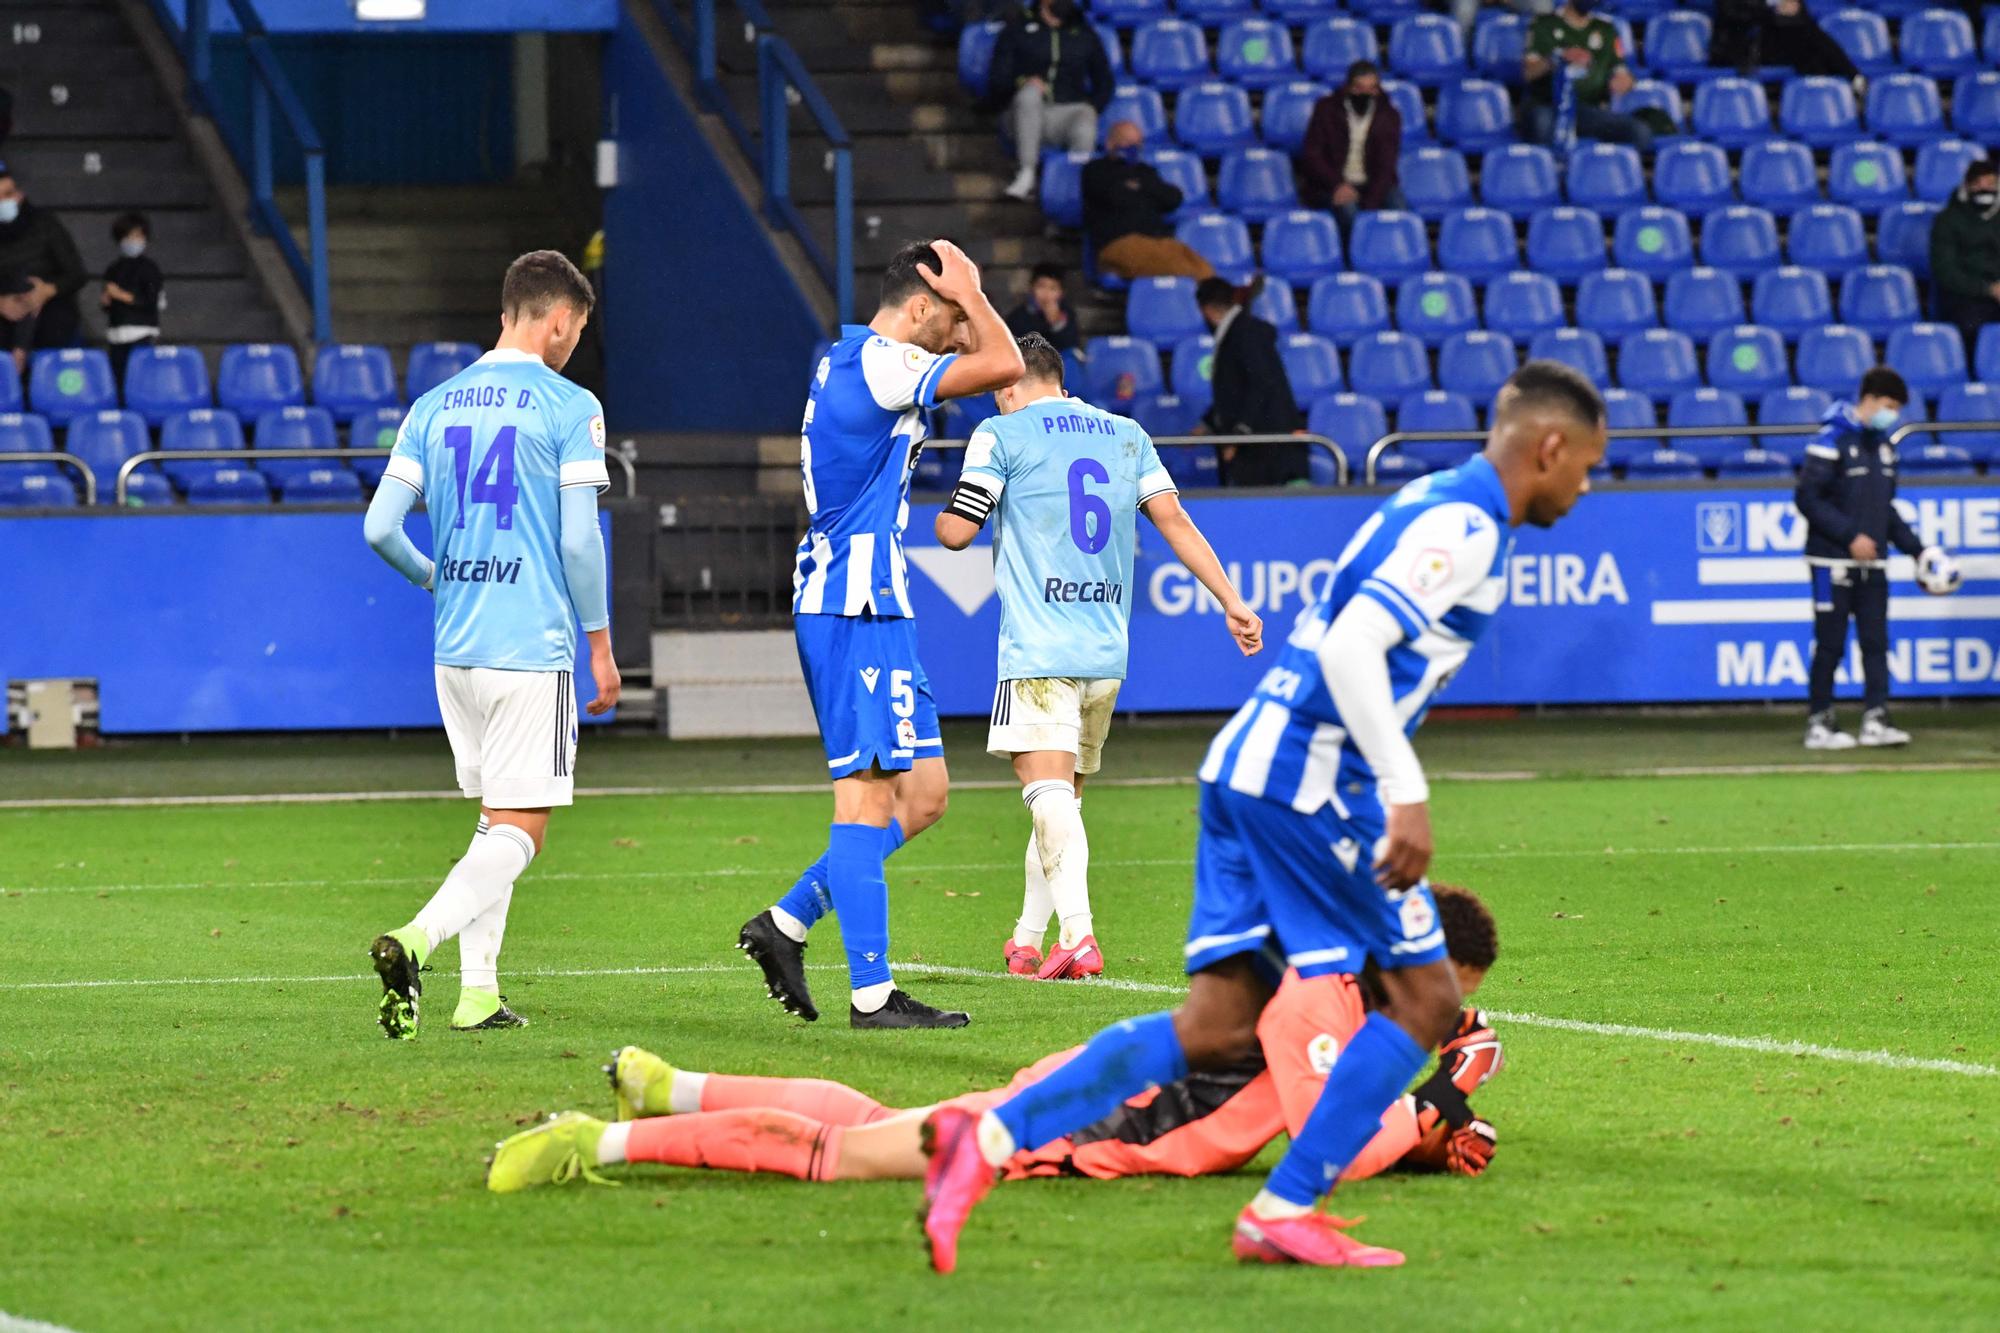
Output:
[1405, 1104, 1499, 1177]
[1438, 1007, 1504, 1096]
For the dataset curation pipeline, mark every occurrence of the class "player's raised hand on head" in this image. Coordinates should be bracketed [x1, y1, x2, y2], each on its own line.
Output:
[919, 239, 983, 305]
[1225, 602, 1263, 656]
[1375, 801, 1432, 889]
[585, 641, 621, 716]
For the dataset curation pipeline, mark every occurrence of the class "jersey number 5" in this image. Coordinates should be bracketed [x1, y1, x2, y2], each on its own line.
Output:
[1067, 458, 1111, 555]
[444, 425, 520, 530]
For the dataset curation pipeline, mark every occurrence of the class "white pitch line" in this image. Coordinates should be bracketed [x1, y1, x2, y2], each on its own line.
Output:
[0, 1311, 83, 1333]
[1482, 1011, 2000, 1080]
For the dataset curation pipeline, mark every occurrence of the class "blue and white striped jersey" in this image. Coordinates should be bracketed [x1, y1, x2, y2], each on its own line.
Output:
[1197, 456, 1513, 814]
[791, 325, 958, 618]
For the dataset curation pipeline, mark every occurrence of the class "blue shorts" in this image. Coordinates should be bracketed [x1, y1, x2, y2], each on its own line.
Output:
[794, 613, 944, 781]
[1184, 781, 1448, 981]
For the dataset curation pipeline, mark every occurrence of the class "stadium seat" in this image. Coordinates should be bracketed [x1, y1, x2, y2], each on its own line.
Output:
[1827, 142, 1909, 210]
[1821, 8, 1893, 76]
[405, 341, 480, 400]
[1088, 0, 1167, 26]
[1126, 277, 1207, 345]
[1396, 391, 1480, 467]
[1524, 207, 1607, 284]
[1436, 330, 1517, 407]
[1386, 14, 1464, 86]
[1978, 325, 2000, 384]
[1175, 211, 1255, 280]
[1668, 387, 1753, 462]
[313, 345, 399, 423]
[1177, 0, 1254, 22]
[1168, 335, 1217, 414]
[957, 20, 1002, 97]
[1264, 0, 1341, 22]
[1300, 16, 1378, 81]
[278, 467, 365, 504]
[1899, 8, 1978, 78]
[1897, 442, 1977, 475]
[217, 343, 306, 417]
[121, 345, 211, 426]
[1566, 144, 1645, 218]
[1750, 267, 1833, 343]
[1436, 208, 1518, 285]
[1707, 325, 1790, 396]
[1305, 392, 1385, 474]
[1349, 0, 1423, 20]
[1278, 332, 1344, 406]
[1618, 329, 1701, 403]
[1652, 141, 1733, 218]
[0, 471, 76, 507]
[1699, 206, 1782, 280]
[1951, 72, 2000, 140]
[0, 411, 54, 479]
[349, 406, 405, 487]
[1251, 278, 1300, 332]
[1132, 19, 1210, 89]
[1372, 448, 1440, 482]
[1612, 206, 1695, 280]
[1838, 265, 1920, 342]
[1482, 270, 1564, 346]
[1615, 80, 1684, 136]
[1933, 382, 2000, 461]
[1738, 141, 1819, 217]
[1382, 79, 1428, 143]
[1795, 325, 1876, 397]
[1713, 447, 1795, 478]
[1662, 267, 1747, 344]
[1347, 210, 1430, 285]
[1216, 19, 1295, 89]
[1145, 148, 1210, 216]
[1132, 392, 1207, 440]
[1757, 386, 1832, 449]
[1915, 139, 1989, 204]
[1529, 328, 1610, 387]
[1157, 439, 1222, 489]
[1778, 77, 1859, 150]
[1620, 447, 1703, 479]
[1260, 80, 1329, 154]
[253, 405, 343, 486]
[1478, 144, 1559, 222]
[1394, 272, 1477, 348]
[159, 408, 247, 487]
[1039, 151, 1090, 228]
[65, 410, 151, 502]
[1866, 74, 1944, 148]
[1884, 323, 1967, 400]
[1083, 336, 1164, 408]
[28, 348, 117, 425]
[1347, 330, 1431, 402]
[1471, 12, 1527, 82]
[1436, 80, 1512, 153]
[1987, 7, 2000, 67]
[1261, 211, 1343, 288]
[1216, 148, 1297, 220]
[1174, 82, 1256, 156]
[1786, 204, 1870, 278]
[1100, 85, 1168, 143]
[1601, 386, 1661, 460]
[1307, 272, 1392, 346]
[1644, 11, 1713, 83]
[184, 466, 269, 506]
[1691, 78, 1772, 150]
[1875, 201, 1940, 278]
[1097, 21, 1124, 75]
[0, 359, 19, 413]
[1575, 268, 1658, 343]
[1401, 146, 1474, 221]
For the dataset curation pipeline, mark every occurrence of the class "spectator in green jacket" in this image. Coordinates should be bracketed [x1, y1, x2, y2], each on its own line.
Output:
[1930, 160, 2000, 358]
[1518, 1, 1653, 152]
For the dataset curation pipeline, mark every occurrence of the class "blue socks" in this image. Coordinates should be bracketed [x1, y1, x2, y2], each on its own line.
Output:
[990, 1012, 1188, 1152]
[1264, 1012, 1428, 1207]
[824, 822, 894, 990]
[776, 819, 905, 931]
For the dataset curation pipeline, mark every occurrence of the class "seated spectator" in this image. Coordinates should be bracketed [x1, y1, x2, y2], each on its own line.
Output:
[1004, 261, 1080, 356]
[1930, 161, 2000, 356]
[989, 0, 1114, 202]
[101, 211, 164, 384]
[1710, 0, 1860, 83]
[1084, 122, 1215, 281]
[1300, 61, 1406, 231]
[0, 162, 86, 375]
[1451, 0, 1551, 41]
[1196, 276, 1308, 487]
[1519, 1, 1653, 153]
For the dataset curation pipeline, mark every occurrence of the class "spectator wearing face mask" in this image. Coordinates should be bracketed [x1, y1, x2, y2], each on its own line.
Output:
[0, 161, 87, 375]
[1004, 262, 1080, 357]
[989, 0, 1115, 203]
[1519, 1, 1653, 152]
[1299, 62, 1406, 232]
[1082, 121, 1215, 281]
[101, 212, 164, 384]
[1929, 160, 2000, 358]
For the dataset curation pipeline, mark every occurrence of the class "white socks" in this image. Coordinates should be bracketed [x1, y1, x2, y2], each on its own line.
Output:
[975, 1111, 1018, 1168]
[1023, 780, 1091, 948]
[769, 905, 810, 943]
[668, 1069, 708, 1115]
[411, 819, 536, 966]
[1014, 827, 1055, 950]
[596, 1120, 632, 1166]
[851, 979, 895, 1013]
[1248, 1188, 1314, 1220]
[458, 891, 513, 991]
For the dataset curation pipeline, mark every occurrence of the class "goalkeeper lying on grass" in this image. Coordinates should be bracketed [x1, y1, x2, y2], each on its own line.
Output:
[486, 886, 1502, 1192]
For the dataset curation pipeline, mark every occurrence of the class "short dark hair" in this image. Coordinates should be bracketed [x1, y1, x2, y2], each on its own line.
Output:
[881, 241, 946, 310]
[1501, 360, 1606, 427]
[1347, 59, 1380, 84]
[1965, 159, 1997, 185]
[1030, 262, 1066, 286]
[1016, 331, 1065, 386]
[111, 212, 149, 242]
[1433, 885, 1499, 971]
[1195, 276, 1237, 310]
[501, 249, 594, 321]
[1859, 366, 1909, 405]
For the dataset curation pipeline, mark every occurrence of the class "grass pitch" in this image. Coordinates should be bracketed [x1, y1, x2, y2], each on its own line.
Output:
[3, 711, 1998, 1331]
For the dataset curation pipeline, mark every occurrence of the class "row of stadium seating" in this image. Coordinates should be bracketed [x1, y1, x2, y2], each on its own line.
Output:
[0, 466, 364, 509]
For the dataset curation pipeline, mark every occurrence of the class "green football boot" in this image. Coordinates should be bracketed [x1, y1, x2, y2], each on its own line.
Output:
[485, 1112, 615, 1193]
[369, 927, 428, 1040]
[604, 1045, 677, 1121]
[452, 989, 527, 1031]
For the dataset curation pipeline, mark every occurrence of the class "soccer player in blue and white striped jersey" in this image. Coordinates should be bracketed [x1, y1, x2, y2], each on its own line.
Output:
[739, 240, 1024, 1030]
[917, 362, 1607, 1273]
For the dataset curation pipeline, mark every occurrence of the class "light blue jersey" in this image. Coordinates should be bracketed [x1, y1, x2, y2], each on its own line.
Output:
[960, 397, 1176, 681]
[382, 348, 609, 670]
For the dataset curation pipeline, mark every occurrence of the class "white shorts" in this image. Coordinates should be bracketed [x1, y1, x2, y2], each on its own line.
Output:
[986, 677, 1122, 775]
[435, 665, 578, 809]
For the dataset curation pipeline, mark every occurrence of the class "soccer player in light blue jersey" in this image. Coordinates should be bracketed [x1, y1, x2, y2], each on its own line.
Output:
[934, 333, 1262, 982]
[738, 240, 1025, 1030]
[918, 362, 1607, 1273]
[360, 250, 621, 1039]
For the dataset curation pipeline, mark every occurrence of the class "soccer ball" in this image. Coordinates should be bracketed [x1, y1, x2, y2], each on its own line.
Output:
[1915, 547, 1962, 596]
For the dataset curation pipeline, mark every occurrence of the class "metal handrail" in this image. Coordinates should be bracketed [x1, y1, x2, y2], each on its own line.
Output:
[927, 433, 1350, 486]
[114, 448, 639, 505]
[0, 452, 96, 505]
[1365, 423, 1823, 485]
[1889, 420, 2000, 448]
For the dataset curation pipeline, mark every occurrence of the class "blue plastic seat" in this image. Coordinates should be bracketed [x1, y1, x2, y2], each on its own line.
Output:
[158, 407, 248, 489]
[1691, 78, 1772, 150]
[1349, 0, 1423, 20]
[1396, 391, 1480, 466]
[1300, 16, 1379, 81]
[1612, 206, 1695, 280]
[1786, 203, 1869, 278]
[0, 411, 54, 476]
[216, 343, 306, 417]
[28, 349, 117, 425]
[1900, 8, 1978, 79]
[1436, 330, 1517, 407]
[1977, 324, 2000, 383]
[1899, 443, 1977, 475]
[1126, 276, 1207, 344]
[1168, 335, 1216, 412]
[184, 465, 269, 506]
[1668, 388, 1753, 462]
[1216, 18, 1295, 90]
[1821, 9, 1893, 76]
[405, 341, 481, 400]
[1174, 211, 1255, 280]
[1097, 21, 1124, 75]
[1565, 143, 1646, 218]
[1174, 82, 1256, 156]
[1707, 324, 1790, 396]
[1933, 382, 2000, 460]
[1401, 146, 1474, 221]
[1828, 142, 1909, 210]
[0, 359, 19, 413]
[1436, 208, 1518, 285]
[1875, 201, 1940, 278]
[253, 404, 342, 485]
[1348, 330, 1431, 402]
[1952, 72, 2000, 140]
[1394, 272, 1478, 347]
[957, 20, 1003, 97]
[1622, 447, 1705, 479]
[1347, 210, 1430, 285]
[1482, 270, 1564, 346]
[1436, 80, 1512, 153]
[1618, 329, 1701, 403]
[1478, 144, 1559, 222]
[1575, 268, 1657, 343]
[1132, 20, 1208, 90]
[1144, 147, 1210, 216]
[1778, 77, 1859, 150]
[1884, 322, 1966, 400]
[1750, 267, 1833, 343]
[1738, 141, 1819, 217]
[1305, 392, 1383, 476]
[65, 410, 152, 501]
[1838, 265, 1920, 342]
[1644, 11, 1713, 83]
[1652, 141, 1733, 219]
[1525, 207, 1607, 284]
[1278, 332, 1344, 407]
[1083, 335, 1164, 409]
[1757, 385, 1832, 433]
[1039, 151, 1090, 227]
[1699, 206, 1781, 280]
[0, 471, 76, 507]
[1251, 278, 1300, 332]
[1663, 267, 1747, 344]
[313, 344, 399, 423]
[1088, 0, 1167, 26]
[1263, 0, 1342, 22]
[1529, 328, 1610, 387]
[349, 406, 405, 487]
[1372, 448, 1442, 482]
[1713, 447, 1795, 478]
[1383, 79, 1429, 143]
[1176, 0, 1254, 22]
[1386, 14, 1464, 86]
[121, 345, 212, 426]
[1307, 272, 1391, 346]
[1100, 85, 1168, 142]
[1261, 210, 1343, 288]
[1132, 392, 1207, 440]
[1795, 324, 1876, 397]
[1987, 8, 2000, 67]
[1915, 139, 1989, 205]
[1615, 79, 1684, 135]
[1261, 80, 1330, 154]
[277, 467, 364, 504]
[1158, 440, 1223, 489]
[1215, 148, 1297, 221]
[1866, 74, 1944, 149]
[1601, 386, 1661, 460]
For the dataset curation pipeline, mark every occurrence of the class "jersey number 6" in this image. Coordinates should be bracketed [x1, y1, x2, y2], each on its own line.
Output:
[1067, 458, 1111, 555]
[444, 425, 521, 531]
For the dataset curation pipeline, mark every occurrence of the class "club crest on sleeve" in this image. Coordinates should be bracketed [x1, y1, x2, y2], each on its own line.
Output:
[1408, 548, 1454, 595]
[590, 415, 606, 451]
[902, 346, 926, 372]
